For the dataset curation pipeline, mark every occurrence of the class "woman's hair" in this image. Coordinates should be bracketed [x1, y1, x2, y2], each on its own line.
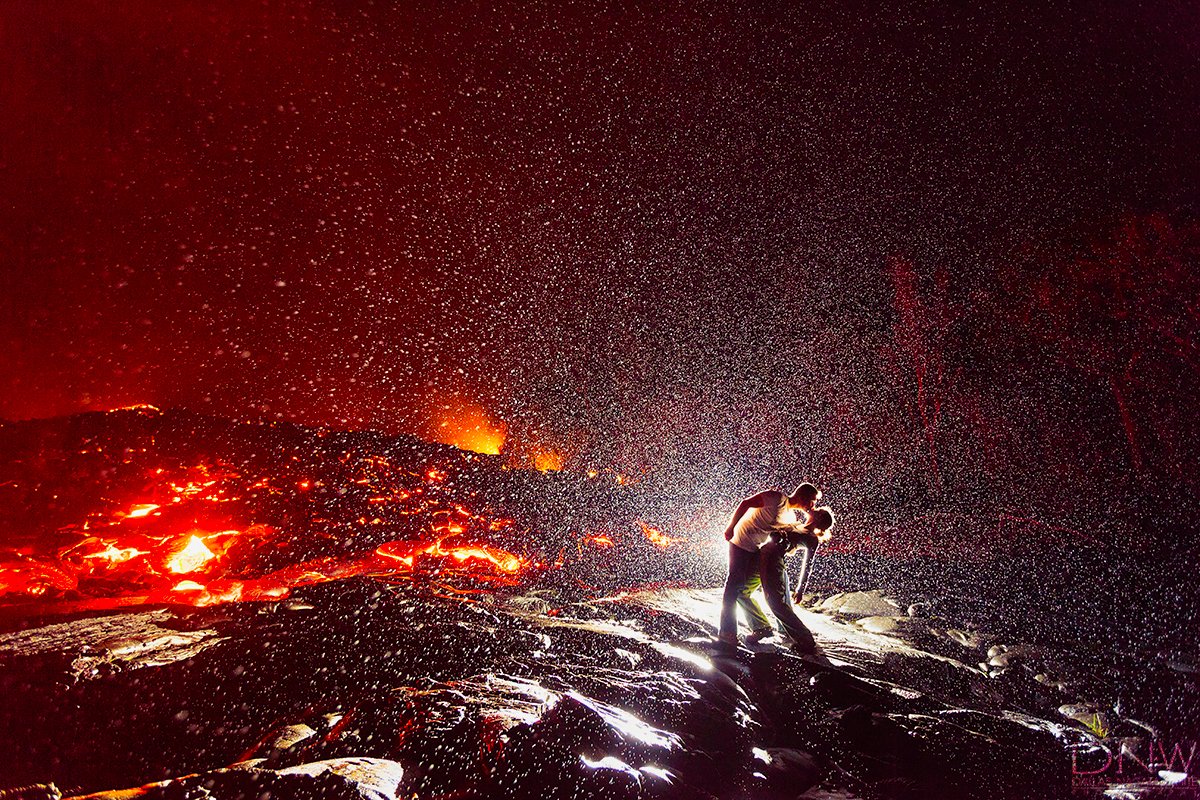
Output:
[807, 506, 835, 533]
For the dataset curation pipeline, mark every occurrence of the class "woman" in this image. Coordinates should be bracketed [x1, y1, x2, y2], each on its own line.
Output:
[750, 506, 834, 653]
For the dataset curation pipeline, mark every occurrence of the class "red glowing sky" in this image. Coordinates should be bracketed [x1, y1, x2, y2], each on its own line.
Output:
[2, 2, 1198, 489]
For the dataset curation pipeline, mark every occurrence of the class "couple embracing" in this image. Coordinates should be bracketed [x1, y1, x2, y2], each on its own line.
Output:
[717, 482, 835, 655]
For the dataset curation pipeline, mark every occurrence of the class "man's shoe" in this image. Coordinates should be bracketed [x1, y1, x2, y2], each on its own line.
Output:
[789, 641, 832, 665]
[711, 637, 738, 654]
[745, 629, 774, 645]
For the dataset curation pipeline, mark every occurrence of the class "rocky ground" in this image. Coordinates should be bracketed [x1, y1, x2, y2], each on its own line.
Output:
[0, 410, 1195, 799]
[2, 578, 1194, 800]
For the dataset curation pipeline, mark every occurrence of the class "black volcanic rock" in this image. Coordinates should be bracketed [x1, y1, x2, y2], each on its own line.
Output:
[1, 411, 1194, 800]
[0, 580, 1143, 800]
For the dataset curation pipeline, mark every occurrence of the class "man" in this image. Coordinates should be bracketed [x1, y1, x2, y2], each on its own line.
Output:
[718, 483, 821, 653]
[744, 506, 834, 655]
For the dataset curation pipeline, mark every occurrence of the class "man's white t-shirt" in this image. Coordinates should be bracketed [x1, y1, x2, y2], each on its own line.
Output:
[730, 492, 797, 552]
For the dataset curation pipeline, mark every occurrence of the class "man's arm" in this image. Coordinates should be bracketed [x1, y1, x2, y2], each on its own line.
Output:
[722, 490, 776, 540]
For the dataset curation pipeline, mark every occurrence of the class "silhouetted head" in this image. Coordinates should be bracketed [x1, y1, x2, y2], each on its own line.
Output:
[788, 483, 821, 511]
[805, 506, 836, 542]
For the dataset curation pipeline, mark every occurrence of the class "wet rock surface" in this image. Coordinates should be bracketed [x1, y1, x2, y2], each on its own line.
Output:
[0, 394, 1195, 800]
[2, 580, 1193, 799]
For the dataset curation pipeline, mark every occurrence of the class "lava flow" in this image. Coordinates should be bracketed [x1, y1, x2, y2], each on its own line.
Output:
[0, 408, 687, 613]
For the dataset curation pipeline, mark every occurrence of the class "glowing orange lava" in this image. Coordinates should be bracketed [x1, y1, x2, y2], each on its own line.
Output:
[532, 450, 565, 472]
[108, 404, 161, 413]
[124, 503, 160, 519]
[0, 447, 558, 611]
[166, 535, 216, 574]
[375, 538, 525, 576]
[429, 400, 507, 455]
[81, 544, 146, 564]
[638, 521, 683, 550]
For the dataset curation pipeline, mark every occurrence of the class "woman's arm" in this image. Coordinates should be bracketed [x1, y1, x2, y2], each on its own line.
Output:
[791, 534, 820, 602]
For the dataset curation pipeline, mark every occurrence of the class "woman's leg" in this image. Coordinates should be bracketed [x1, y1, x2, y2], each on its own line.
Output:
[758, 541, 818, 653]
